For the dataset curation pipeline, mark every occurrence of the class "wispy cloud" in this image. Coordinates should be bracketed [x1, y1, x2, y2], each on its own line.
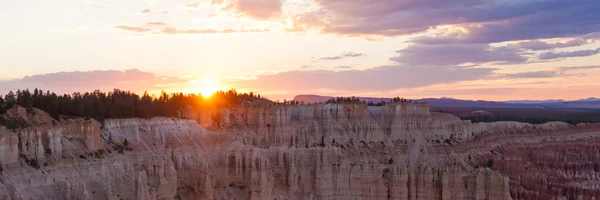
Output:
[228, 65, 495, 91]
[185, 0, 282, 20]
[508, 39, 589, 51]
[319, 52, 364, 60]
[114, 22, 268, 35]
[539, 48, 600, 60]
[503, 70, 562, 79]
[114, 25, 151, 33]
[502, 65, 600, 79]
[559, 65, 600, 71]
[391, 44, 527, 66]
[335, 66, 352, 69]
[184, 2, 203, 10]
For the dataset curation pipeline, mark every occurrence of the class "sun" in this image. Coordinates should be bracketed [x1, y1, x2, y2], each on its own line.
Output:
[190, 78, 221, 98]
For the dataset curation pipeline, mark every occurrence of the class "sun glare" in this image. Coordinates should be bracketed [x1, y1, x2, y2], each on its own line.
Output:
[190, 78, 221, 98]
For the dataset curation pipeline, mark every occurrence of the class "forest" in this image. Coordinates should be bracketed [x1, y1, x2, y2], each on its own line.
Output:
[0, 88, 267, 122]
[325, 96, 413, 106]
[3, 89, 599, 126]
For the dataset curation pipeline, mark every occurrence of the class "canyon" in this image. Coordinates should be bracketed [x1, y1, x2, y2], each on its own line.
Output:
[1, 102, 600, 200]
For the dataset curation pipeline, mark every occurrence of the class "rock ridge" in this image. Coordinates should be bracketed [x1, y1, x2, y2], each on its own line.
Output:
[0, 103, 599, 199]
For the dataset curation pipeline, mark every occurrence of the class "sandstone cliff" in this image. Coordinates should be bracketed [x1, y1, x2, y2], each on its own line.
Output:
[0, 103, 599, 200]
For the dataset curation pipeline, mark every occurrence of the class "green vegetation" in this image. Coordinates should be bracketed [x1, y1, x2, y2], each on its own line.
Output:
[326, 96, 413, 106]
[325, 96, 362, 104]
[486, 159, 494, 168]
[0, 88, 267, 123]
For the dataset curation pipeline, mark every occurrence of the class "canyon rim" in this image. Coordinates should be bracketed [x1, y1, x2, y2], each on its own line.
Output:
[1, 101, 599, 199]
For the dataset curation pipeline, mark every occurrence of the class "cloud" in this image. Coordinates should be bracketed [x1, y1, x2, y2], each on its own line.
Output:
[508, 39, 589, 51]
[539, 48, 600, 60]
[503, 70, 562, 79]
[585, 32, 600, 40]
[288, 0, 600, 41]
[162, 28, 267, 35]
[335, 66, 352, 69]
[391, 44, 527, 66]
[146, 22, 168, 26]
[320, 52, 364, 60]
[114, 25, 151, 33]
[559, 65, 600, 71]
[184, 2, 203, 10]
[187, 0, 282, 20]
[0, 69, 187, 95]
[114, 22, 268, 35]
[228, 65, 495, 91]
[3, 66, 597, 100]
[140, 9, 151, 14]
[502, 65, 600, 79]
[289, 1, 599, 68]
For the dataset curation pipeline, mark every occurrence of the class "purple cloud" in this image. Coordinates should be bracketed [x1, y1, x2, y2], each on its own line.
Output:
[508, 39, 588, 51]
[230, 65, 495, 91]
[559, 66, 600, 71]
[503, 70, 561, 79]
[290, 0, 600, 42]
[391, 44, 527, 66]
[539, 48, 600, 60]
[502, 65, 600, 79]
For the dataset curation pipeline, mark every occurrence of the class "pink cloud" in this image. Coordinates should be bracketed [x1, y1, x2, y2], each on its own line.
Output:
[114, 22, 268, 35]
[227, 65, 495, 91]
[186, 0, 281, 20]
[0, 69, 187, 95]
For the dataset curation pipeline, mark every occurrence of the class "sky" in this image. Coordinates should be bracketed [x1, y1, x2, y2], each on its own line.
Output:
[1, 0, 600, 101]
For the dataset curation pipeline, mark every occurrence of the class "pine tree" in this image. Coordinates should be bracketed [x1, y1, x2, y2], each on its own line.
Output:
[0, 96, 5, 113]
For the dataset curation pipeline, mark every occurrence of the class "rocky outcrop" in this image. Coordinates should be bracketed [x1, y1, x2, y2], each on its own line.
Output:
[221, 102, 477, 149]
[0, 102, 599, 199]
[0, 126, 18, 165]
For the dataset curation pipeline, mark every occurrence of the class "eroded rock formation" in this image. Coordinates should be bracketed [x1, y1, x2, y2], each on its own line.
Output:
[0, 103, 599, 200]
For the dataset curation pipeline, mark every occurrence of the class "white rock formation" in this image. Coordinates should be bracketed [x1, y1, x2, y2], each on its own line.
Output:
[0, 103, 597, 199]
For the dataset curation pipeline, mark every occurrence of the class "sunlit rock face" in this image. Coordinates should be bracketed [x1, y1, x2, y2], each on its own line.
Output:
[1, 103, 600, 199]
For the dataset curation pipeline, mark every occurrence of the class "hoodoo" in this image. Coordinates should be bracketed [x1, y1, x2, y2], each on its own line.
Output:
[1, 102, 600, 199]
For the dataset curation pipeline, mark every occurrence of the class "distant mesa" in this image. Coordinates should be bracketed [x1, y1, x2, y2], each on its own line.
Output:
[293, 95, 600, 109]
[504, 99, 566, 104]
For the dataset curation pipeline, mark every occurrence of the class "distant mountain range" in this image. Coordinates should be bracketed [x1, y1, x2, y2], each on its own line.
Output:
[293, 95, 600, 109]
[505, 97, 600, 104]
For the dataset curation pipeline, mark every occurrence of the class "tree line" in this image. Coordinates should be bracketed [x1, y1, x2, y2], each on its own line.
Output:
[0, 89, 423, 126]
[0, 88, 267, 122]
[326, 96, 415, 106]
